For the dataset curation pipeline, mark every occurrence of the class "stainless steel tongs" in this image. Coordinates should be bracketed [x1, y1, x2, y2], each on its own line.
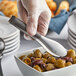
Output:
[9, 16, 67, 57]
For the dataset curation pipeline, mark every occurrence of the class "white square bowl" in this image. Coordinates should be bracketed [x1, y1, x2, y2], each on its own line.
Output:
[14, 47, 76, 76]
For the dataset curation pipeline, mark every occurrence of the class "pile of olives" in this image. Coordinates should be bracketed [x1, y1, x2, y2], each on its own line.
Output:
[19, 49, 76, 72]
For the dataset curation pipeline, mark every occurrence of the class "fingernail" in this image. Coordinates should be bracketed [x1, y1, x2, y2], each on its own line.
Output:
[27, 25, 36, 36]
[31, 26, 36, 35]
[24, 34, 33, 40]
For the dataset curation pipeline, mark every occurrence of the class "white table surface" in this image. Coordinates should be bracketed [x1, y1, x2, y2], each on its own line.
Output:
[1, 23, 72, 76]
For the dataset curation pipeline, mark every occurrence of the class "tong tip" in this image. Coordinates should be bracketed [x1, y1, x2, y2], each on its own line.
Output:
[9, 16, 16, 23]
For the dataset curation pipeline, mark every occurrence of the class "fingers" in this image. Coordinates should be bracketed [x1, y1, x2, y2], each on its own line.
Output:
[18, 0, 51, 37]
[26, 13, 39, 36]
[18, 0, 40, 37]
[17, 0, 28, 24]
[18, 0, 30, 40]
[18, 0, 40, 36]
[37, 11, 51, 36]
[24, 34, 33, 40]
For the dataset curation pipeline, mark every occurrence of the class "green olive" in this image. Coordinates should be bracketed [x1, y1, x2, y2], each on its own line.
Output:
[19, 55, 26, 60]
[66, 62, 72, 66]
[54, 59, 65, 68]
[23, 57, 31, 65]
[43, 52, 52, 59]
[34, 49, 42, 58]
[67, 49, 76, 59]
[42, 58, 47, 63]
[33, 65, 43, 72]
[73, 59, 76, 64]
[45, 63, 55, 71]
[47, 57, 56, 63]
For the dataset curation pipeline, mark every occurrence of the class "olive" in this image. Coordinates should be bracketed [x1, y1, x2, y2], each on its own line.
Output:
[39, 62, 46, 71]
[73, 59, 76, 64]
[33, 65, 43, 72]
[32, 59, 43, 66]
[43, 52, 52, 59]
[45, 63, 55, 71]
[30, 57, 35, 62]
[61, 57, 73, 63]
[75, 56, 76, 59]
[67, 49, 76, 59]
[54, 59, 65, 68]
[47, 57, 56, 63]
[19, 55, 26, 60]
[42, 58, 47, 63]
[35, 58, 41, 60]
[66, 62, 72, 66]
[34, 49, 42, 58]
[23, 57, 31, 65]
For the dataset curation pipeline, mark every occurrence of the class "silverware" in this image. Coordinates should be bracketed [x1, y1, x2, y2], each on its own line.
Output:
[0, 38, 5, 76]
[9, 16, 67, 57]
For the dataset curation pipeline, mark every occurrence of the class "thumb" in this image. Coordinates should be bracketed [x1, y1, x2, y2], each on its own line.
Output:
[26, 12, 39, 36]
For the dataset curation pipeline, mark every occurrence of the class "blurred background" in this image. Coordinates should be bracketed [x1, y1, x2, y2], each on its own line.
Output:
[0, 0, 70, 18]
[0, 0, 75, 35]
[0, 0, 76, 39]
[0, 0, 18, 17]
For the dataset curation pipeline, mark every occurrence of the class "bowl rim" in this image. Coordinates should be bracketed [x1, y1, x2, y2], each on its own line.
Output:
[14, 47, 76, 74]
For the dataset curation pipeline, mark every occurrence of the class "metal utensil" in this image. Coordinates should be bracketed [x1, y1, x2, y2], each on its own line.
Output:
[0, 38, 5, 76]
[9, 16, 67, 57]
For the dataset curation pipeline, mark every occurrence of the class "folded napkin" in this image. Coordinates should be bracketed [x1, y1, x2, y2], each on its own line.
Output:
[49, 0, 76, 34]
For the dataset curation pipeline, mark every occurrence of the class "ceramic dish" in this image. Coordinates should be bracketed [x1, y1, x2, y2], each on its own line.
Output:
[68, 39, 76, 50]
[3, 43, 20, 55]
[68, 38, 76, 47]
[5, 35, 20, 45]
[68, 34, 76, 43]
[5, 40, 20, 49]
[68, 14, 76, 34]
[15, 47, 76, 76]
[69, 29, 76, 36]
[0, 16, 19, 38]
[3, 32, 20, 42]
[68, 29, 76, 38]
[3, 41, 20, 53]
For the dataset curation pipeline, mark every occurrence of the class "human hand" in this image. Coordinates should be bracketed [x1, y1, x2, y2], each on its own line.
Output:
[18, 0, 51, 36]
